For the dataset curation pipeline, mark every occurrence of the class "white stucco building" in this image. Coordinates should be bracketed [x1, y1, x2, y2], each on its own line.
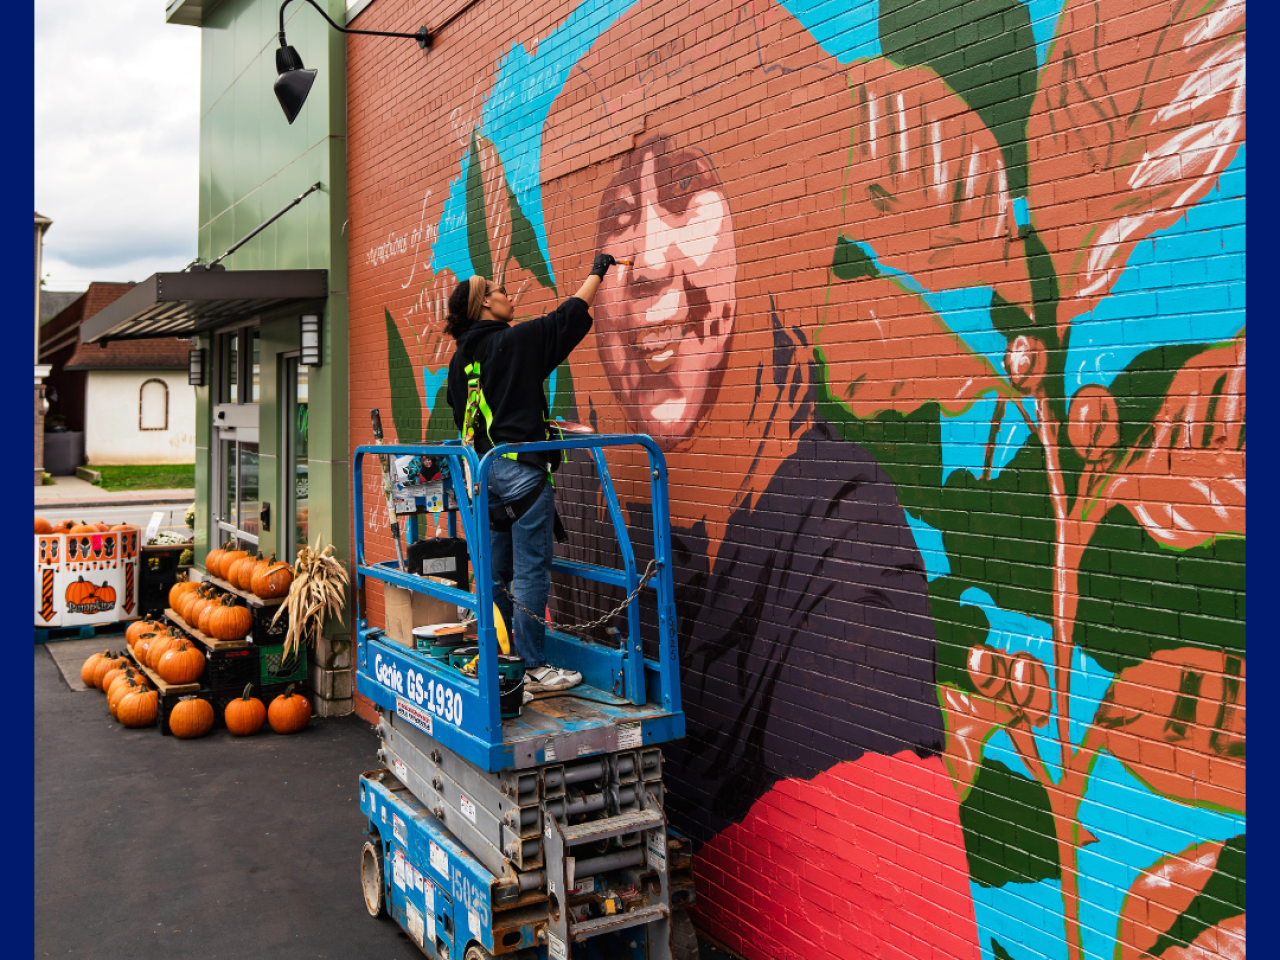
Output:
[62, 335, 196, 466]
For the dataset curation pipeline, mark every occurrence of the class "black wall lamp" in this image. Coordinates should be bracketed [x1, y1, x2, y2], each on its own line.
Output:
[275, 0, 429, 124]
[300, 314, 322, 367]
[189, 348, 206, 386]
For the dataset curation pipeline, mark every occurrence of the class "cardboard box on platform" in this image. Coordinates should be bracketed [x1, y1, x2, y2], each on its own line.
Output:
[383, 580, 457, 648]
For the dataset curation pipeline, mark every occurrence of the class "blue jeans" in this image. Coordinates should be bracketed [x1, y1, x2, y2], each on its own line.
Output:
[489, 458, 554, 668]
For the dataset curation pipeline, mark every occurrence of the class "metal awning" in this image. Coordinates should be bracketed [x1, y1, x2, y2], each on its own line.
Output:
[79, 269, 328, 344]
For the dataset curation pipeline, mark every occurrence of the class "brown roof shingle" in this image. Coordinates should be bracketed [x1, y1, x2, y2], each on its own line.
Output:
[40, 283, 192, 370]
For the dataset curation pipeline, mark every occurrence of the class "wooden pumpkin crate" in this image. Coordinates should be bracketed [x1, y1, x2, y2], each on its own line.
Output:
[123, 647, 209, 737]
[163, 606, 258, 690]
[199, 574, 290, 644]
[158, 689, 214, 737]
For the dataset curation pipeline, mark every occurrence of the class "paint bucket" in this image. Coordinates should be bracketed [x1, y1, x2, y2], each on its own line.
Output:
[448, 646, 526, 718]
[412, 623, 470, 660]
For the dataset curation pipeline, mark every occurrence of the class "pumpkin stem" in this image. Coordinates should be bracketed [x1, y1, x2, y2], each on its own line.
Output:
[242, 683, 254, 700]
[285, 684, 296, 699]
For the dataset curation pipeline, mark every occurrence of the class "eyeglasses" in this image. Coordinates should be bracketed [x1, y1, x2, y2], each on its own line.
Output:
[486, 285, 508, 298]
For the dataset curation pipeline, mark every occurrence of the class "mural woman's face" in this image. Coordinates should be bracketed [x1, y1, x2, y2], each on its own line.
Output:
[595, 139, 737, 448]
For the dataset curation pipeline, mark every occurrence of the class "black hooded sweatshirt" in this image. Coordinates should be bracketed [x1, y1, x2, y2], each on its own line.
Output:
[446, 297, 593, 466]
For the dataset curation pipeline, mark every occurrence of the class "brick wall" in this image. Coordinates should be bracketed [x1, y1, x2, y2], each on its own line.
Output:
[346, 2, 1245, 959]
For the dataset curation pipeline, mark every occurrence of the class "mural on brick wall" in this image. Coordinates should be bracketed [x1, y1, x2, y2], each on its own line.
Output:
[367, 0, 1245, 957]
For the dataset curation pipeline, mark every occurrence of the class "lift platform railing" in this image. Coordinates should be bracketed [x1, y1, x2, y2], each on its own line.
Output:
[352, 433, 681, 758]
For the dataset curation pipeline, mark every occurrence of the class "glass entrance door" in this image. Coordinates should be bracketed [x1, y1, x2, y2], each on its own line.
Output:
[282, 355, 309, 562]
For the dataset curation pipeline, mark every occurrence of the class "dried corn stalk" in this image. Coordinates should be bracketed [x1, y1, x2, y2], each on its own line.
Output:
[270, 532, 349, 661]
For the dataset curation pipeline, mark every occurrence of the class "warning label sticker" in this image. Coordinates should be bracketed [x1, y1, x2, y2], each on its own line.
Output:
[397, 697, 434, 736]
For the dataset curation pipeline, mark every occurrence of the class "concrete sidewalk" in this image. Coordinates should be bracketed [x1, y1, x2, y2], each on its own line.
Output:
[35, 473, 195, 509]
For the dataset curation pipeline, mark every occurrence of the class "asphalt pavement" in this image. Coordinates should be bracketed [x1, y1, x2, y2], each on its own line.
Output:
[34, 641, 737, 959]
[34, 639, 417, 959]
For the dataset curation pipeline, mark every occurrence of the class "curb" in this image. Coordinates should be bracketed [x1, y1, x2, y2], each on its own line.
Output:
[35, 494, 196, 510]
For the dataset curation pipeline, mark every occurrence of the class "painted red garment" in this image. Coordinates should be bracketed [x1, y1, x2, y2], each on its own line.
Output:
[692, 753, 980, 960]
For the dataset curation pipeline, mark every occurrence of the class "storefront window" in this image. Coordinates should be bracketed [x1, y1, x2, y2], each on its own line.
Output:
[250, 331, 261, 402]
[225, 334, 239, 403]
[221, 438, 238, 531]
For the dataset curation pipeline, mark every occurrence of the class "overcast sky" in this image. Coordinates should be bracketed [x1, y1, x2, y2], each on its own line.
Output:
[35, 0, 201, 292]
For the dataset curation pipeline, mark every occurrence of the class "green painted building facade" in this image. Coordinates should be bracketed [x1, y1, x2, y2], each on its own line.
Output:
[168, 0, 352, 715]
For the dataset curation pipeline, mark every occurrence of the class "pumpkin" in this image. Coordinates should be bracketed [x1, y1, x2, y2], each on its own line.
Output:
[224, 684, 267, 736]
[117, 686, 159, 728]
[186, 589, 217, 628]
[100, 663, 131, 697]
[226, 554, 253, 590]
[81, 649, 111, 686]
[217, 549, 249, 581]
[158, 641, 205, 685]
[93, 522, 112, 532]
[169, 581, 199, 611]
[94, 582, 117, 607]
[91, 652, 126, 691]
[236, 552, 264, 591]
[133, 631, 158, 663]
[126, 617, 159, 647]
[65, 577, 98, 607]
[174, 585, 202, 621]
[146, 634, 181, 670]
[108, 677, 142, 718]
[205, 546, 226, 576]
[169, 697, 214, 738]
[35, 516, 52, 535]
[110, 523, 135, 532]
[108, 666, 145, 698]
[69, 524, 98, 534]
[267, 684, 311, 734]
[51, 519, 75, 533]
[207, 595, 253, 642]
[251, 555, 294, 600]
[197, 601, 218, 636]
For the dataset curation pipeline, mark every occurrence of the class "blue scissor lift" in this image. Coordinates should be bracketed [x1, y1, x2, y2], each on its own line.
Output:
[353, 434, 698, 960]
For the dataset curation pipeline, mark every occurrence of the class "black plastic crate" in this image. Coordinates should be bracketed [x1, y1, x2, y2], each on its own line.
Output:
[158, 688, 214, 737]
[139, 547, 185, 617]
[252, 603, 289, 643]
[258, 643, 307, 684]
[205, 645, 259, 688]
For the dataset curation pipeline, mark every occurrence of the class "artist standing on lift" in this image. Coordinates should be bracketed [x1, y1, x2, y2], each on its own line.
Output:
[445, 254, 617, 695]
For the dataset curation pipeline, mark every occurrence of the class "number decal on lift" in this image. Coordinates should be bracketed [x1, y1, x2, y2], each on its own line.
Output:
[425, 679, 463, 727]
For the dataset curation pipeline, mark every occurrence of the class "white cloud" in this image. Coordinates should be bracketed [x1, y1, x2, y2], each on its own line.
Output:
[35, 0, 201, 291]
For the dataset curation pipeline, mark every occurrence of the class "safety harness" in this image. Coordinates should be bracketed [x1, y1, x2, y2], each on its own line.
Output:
[462, 359, 567, 541]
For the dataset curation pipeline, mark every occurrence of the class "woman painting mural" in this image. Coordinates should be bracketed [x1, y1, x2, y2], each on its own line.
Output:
[537, 0, 948, 850]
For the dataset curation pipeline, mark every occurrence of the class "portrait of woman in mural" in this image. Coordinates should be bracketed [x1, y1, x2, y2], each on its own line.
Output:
[536, 0, 956, 898]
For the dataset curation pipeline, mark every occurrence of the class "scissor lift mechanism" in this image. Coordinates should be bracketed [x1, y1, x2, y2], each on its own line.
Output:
[353, 435, 696, 960]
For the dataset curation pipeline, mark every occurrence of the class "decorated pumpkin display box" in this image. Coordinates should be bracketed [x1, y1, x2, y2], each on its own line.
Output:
[34, 521, 140, 628]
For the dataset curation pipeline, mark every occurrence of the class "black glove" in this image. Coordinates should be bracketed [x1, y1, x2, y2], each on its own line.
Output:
[590, 253, 616, 279]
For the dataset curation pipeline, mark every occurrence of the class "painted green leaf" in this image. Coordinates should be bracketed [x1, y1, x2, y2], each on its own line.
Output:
[991, 939, 1015, 960]
[830, 235, 880, 281]
[958, 758, 1060, 887]
[384, 308, 421, 444]
[424, 376, 455, 442]
[508, 185, 555, 292]
[928, 575, 993, 693]
[878, 0, 1038, 196]
[465, 131, 493, 282]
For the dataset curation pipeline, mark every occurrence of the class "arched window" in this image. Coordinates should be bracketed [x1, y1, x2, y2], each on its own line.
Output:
[139, 379, 168, 431]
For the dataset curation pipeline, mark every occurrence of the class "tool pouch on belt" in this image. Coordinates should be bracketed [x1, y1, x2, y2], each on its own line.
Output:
[488, 475, 568, 543]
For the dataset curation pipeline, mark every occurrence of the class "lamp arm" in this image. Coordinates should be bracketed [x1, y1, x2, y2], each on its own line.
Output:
[278, 0, 429, 47]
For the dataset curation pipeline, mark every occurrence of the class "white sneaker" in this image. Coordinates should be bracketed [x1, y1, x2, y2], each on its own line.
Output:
[526, 665, 582, 694]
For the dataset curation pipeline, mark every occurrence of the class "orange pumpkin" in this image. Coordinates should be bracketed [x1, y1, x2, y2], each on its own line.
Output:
[205, 546, 226, 576]
[110, 523, 134, 532]
[186, 589, 216, 628]
[158, 641, 205, 685]
[100, 663, 130, 697]
[169, 697, 214, 738]
[34, 516, 52, 535]
[224, 684, 267, 736]
[94, 522, 112, 533]
[108, 676, 142, 718]
[51, 520, 75, 534]
[169, 581, 199, 611]
[80, 649, 111, 686]
[69, 524, 98, 535]
[91, 652, 126, 691]
[197, 601, 218, 636]
[174, 585, 202, 621]
[133, 631, 158, 664]
[237, 552, 264, 591]
[126, 617, 158, 647]
[217, 549, 249, 581]
[207, 596, 253, 642]
[267, 684, 311, 734]
[118, 686, 159, 728]
[251, 555, 294, 600]
[94, 582, 117, 607]
[146, 634, 181, 670]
